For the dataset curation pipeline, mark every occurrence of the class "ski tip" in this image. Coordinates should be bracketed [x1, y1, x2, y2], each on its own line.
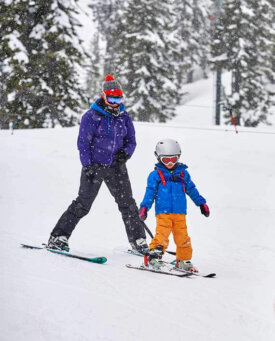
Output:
[90, 257, 107, 264]
[203, 273, 216, 278]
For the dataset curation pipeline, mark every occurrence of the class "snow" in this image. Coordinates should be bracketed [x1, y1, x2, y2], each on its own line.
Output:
[240, 6, 254, 17]
[1, 75, 275, 341]
[29, 24, 45, 39]
[7, 33, 29, 63]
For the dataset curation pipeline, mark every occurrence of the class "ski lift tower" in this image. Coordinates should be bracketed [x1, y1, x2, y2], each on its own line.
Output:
[214, 0, 223, 125]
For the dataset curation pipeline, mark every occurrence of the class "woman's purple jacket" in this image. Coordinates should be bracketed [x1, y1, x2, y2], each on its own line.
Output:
[77, 99, 136, 167]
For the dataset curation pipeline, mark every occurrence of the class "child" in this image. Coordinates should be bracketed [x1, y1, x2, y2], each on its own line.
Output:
[139, 139, 209, 271]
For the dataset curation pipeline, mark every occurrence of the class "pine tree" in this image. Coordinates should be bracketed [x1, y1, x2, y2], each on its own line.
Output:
[87, 0, 121, 100]
[270, 3, 275, 84]
[173, 0, 211, 88]
[0, 1, 22, 129]
[254, 0, 275, 84]
[113, 0, 178, 122]
[86, 30, 104, 104]
[88, 0, 119, 75]
[211, 0, 275, 127]
[0, 0, 84, 129]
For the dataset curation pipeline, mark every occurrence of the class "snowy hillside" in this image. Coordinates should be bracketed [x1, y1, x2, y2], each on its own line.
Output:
[1, 75, 275, 341]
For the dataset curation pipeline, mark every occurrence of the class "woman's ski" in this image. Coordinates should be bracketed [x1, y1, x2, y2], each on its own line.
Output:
[21, 243, 107, 264]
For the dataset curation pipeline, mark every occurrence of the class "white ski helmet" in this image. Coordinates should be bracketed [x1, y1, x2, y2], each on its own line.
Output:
[154, 139, 181, 160]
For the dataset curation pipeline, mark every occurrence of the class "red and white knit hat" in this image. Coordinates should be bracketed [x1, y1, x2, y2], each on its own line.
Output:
[101, 74, 123, 98]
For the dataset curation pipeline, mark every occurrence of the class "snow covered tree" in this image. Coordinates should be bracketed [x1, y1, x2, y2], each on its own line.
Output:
[86, 0, 123, 100]
[86, 30, 104, 103]
[255, 0, 275, 86]
[88, 0, 120, 75]
[0, 1, 21, 129]
[173, 0, 211, 87]
[0, 0, 84, 129]
[111, 0, 178, 122]
[211, 0, 275, 126]
[88, 0, 213, 120]
[271, 8, 275, 84]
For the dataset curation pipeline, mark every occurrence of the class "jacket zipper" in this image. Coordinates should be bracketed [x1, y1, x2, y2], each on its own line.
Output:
[110, 119, 117, 165]
[170, 170, 173, 213]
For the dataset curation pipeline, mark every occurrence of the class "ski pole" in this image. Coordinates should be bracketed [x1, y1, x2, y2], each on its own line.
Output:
[229, 108, 238, 134]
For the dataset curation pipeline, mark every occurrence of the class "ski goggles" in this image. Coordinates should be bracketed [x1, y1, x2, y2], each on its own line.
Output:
[160, 155, 179, 164]
[106, 96, 123, 104]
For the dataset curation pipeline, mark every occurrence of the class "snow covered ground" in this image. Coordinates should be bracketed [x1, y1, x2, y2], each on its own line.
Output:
[1, 75, 275, 341]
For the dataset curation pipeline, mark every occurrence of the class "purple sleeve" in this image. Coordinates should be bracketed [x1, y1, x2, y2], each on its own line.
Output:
[77, 111, 98, 167]
[123, 115, 136, 157]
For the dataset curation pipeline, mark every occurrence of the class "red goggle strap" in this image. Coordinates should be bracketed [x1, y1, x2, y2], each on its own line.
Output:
[157, 169, 166, 186]
[181, 171, 186, 193]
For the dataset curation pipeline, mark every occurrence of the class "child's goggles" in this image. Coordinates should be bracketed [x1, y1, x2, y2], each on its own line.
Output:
[106, 96, 123, 104]
[160, 155, 179, 164]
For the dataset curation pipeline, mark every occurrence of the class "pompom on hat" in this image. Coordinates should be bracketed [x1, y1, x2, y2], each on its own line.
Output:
[101, 74, 123, 98]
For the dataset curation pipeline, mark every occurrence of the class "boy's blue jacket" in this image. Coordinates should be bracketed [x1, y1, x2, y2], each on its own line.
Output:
[140, 163, 206, 215]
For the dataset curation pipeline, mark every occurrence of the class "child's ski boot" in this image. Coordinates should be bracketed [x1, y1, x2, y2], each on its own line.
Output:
[176, 260, 198, 273]
[144, 246, 164, 269]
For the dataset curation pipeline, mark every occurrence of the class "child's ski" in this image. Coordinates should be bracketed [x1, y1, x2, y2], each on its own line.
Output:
[119, 249, 215, 277]
[21, 244, 107, 264]
[126, 264, 192, 278]
[168, 260, 216, 278]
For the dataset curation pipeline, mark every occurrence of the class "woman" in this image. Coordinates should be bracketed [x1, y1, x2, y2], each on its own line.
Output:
[47, 75, 148, 255]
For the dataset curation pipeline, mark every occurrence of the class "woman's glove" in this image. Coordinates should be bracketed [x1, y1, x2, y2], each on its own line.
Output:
[115, 149, 130, 163]
[139, 206, 148, 221]
[200, 203, 210, 217]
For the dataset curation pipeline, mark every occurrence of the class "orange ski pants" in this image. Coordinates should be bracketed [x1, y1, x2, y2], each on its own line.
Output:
[149, 213, 192, 260]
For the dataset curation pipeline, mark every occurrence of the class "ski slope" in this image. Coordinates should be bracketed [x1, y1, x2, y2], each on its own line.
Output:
[1, 76, 275, 341]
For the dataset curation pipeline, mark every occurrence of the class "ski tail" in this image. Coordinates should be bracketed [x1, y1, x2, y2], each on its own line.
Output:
[21, 243, 44, 250]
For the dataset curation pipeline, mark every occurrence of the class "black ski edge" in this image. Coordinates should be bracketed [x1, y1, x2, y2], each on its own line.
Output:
[21, 243, 44, 250]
